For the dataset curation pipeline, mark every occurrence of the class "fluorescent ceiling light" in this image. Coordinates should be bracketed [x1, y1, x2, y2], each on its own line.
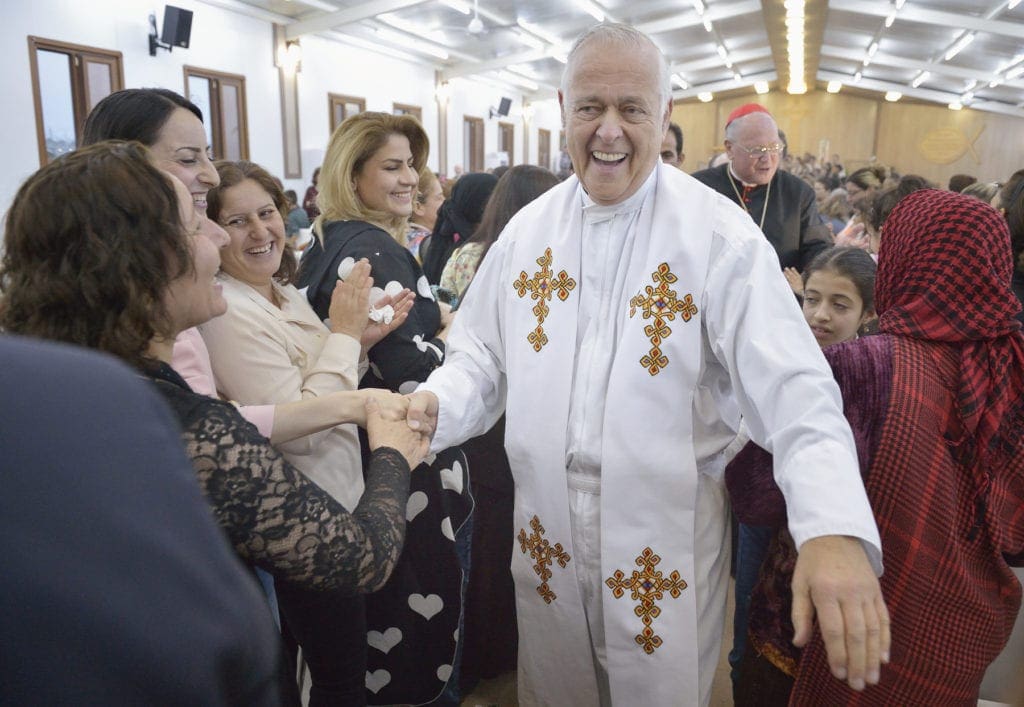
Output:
[854, 71, 863, 82]
[826, 80, 842, 93]
[1008, 0, 1022, 9]
[867, 42, 879, 57]
[515, 30, 544, 50]
[885, 11, 897, 27]
[884, 91, 902, 102]
[497, 71, 538, 91]
[698, 91, 713, 102]
[788, 79, 807, 94]
[573, 0, 605, 21]
[703, 18, 713, 32]
[911, 71, 930, 88]
[374, 27, 448, 59]
[692, 0, 706, 13]
[1007, 65, 1024, 79]
[945, 33, 975, 61]
[440, 0, 471, 14]
[754, 80, 769, 94]
[948, 101, 963, 110]
[516, 18, 561, 46]
[671, 73, 689, 89]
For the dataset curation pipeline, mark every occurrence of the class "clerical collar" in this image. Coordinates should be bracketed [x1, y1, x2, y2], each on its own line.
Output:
[727, 164, 763, 189]
[580, 166, 657, 222]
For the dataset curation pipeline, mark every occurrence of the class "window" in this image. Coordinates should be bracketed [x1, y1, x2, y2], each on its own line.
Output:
[464, 116, 484, 172]
[28, 36, 124, 165]
[498, 122, 515, 166]
[329, 94, 365, 134]
[538, 128, 551, 170]
[184, 66, 248, 160]
[393, 103, 422, 121]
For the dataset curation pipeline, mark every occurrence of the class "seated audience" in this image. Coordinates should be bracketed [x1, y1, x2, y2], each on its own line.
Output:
[948, 173, 977, 193]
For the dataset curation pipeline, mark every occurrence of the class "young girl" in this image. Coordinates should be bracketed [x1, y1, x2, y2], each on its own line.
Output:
[800, 246, 877, 347]
[729, 246, 877, 697]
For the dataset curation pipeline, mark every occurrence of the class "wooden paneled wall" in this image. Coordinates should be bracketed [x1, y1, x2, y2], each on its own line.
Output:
[671, 91, 1024, 186]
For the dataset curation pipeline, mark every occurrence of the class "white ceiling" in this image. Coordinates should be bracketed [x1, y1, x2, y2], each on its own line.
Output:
[209, 0, 1024, 117]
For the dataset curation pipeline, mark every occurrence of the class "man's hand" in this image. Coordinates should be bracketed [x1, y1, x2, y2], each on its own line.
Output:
[791, 535, 890, 691]
[405, 390, 439, 438]
[365, 397, 429, 470]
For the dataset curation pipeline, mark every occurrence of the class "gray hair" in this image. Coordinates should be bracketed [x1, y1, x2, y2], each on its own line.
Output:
[724, 111, 779, 143]
[560, 23, 672, 106]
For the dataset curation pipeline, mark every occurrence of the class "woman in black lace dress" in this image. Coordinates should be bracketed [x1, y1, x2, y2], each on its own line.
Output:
[0, 142, 428, 623]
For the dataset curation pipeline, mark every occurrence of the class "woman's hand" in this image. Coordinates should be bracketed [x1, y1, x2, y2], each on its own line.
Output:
[350, 389, 408, 427]
[834, 222, 869, 249]
[362, 289, 415, 349]
[783, 267, 804, 295]
[328, 259, 372, 339]
[365, 397, 429, 471]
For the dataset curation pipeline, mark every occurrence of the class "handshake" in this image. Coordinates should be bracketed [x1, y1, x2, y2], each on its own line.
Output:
[362, 390, 439, 472]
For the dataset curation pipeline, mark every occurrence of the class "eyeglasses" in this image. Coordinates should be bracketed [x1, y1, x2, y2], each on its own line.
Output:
[733, 143, 785, 158]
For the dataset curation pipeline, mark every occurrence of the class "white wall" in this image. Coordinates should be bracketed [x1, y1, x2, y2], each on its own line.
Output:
[0, 0, 566, 212]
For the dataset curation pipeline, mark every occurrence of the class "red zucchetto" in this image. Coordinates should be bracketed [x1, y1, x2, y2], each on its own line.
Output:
[725, 103, 772, 127]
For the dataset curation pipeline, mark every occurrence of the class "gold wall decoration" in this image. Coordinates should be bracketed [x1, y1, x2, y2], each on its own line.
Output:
[918, 125, 984, 165]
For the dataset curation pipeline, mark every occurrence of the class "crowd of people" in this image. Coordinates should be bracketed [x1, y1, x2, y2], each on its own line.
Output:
[1, 20, 1022, 707]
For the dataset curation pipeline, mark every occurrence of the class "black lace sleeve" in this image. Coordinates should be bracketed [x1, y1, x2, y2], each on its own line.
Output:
[156, 379, 409, 594]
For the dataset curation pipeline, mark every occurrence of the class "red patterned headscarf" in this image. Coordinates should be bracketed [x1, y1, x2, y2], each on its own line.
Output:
[876, 188, 1024, 464]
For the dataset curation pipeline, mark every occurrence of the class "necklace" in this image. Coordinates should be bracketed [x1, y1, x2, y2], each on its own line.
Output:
[726, 168, 772, 232]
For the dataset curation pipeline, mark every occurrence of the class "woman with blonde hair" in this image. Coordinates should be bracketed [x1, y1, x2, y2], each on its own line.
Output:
[298, 111, 472, 706]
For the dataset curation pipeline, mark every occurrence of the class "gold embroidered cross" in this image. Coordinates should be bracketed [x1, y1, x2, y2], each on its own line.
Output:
[628, 263, 697, 376]
[513, 248, 576, 352]
[517, 515, 571, 604]
[605, 547, 687, 654]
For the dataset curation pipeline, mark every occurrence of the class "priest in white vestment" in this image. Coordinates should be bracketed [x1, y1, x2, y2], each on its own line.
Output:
[410, 23, 890, 706]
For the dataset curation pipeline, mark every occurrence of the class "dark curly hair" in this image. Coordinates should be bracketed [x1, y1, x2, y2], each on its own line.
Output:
[0, 141, 190, 368]
[207, 160, 297, 285]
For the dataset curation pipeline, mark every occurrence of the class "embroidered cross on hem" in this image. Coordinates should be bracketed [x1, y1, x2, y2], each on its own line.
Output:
[517, 515, 571, 604]
[513, 248, 576, 352]
[605, 547, 687, 654]
[628, 263, 698, 376]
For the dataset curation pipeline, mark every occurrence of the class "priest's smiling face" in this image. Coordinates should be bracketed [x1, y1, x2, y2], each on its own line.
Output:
[559, 36, 671, 206]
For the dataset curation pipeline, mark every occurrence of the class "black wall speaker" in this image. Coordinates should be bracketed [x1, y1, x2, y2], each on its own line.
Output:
[161, 6, 193, 49]
[496, 97, 512, 117]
